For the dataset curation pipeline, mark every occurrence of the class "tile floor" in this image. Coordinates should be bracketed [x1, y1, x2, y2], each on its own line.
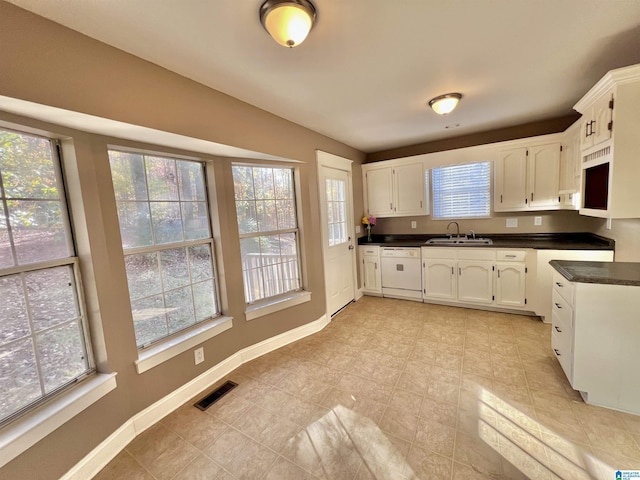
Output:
[94, 297, 640, 479]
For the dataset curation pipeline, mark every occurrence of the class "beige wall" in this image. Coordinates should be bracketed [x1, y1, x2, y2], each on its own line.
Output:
[0, 3, 365, 479]
[595, 218, 640, 262]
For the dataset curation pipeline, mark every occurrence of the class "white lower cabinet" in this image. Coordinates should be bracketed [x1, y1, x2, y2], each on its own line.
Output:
[359, 246, 381, 295]
[495, 250, 527, 308]
[422, 248, 527, 309]
[457, 260, 494, 305]
[551, 270, 640, 415]
[422, 250, 457, 301]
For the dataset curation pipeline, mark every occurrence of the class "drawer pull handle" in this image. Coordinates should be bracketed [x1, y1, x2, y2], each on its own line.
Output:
[554, 303, 562, 309]
[505, 254, 516, 258]
[554, 326, 562, 333]
[555, 282, 564, 287]
[554, 349, 561, 356]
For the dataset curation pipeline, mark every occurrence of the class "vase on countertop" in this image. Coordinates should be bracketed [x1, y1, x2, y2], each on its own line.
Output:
[366, 225, 372, 242]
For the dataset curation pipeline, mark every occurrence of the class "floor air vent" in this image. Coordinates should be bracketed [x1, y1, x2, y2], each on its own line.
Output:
[194, 380, 238, 411]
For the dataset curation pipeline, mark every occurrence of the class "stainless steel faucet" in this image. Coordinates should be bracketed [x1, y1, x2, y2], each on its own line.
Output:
[446, 221, 460, 238]
[469, 229, 476, 239]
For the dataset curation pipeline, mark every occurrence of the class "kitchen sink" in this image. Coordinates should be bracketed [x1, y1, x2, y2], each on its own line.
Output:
[425, 237, 493, 245]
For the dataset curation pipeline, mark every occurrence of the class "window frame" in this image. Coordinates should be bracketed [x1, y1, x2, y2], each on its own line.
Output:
[430, 160, 492, 220]
[232, 162, 307, 315]
[0, 128, 96, 427]
[108, 148, 224, 349]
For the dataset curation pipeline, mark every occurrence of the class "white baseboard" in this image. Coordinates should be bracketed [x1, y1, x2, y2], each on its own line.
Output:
[61, 313, 329, 480]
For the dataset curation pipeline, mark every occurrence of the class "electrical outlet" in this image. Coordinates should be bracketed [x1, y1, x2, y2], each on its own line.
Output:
[606, 218, 612, 230]
[534, 216, 542, 226]
[355, 225, 361, 234]
[194, 347, 204, 365]
[411, 221, 417, 229]
[506, 218, 518, 228]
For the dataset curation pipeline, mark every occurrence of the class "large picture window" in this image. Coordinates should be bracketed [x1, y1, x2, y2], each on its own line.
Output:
[232, 165, 302, 304]
[109, 150, 220, 347]
[432, 161, 491, 219]
[0, 129, 93, 425]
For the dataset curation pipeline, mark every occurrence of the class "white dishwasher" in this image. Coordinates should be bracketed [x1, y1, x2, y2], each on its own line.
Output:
[380, 247, 423, 301]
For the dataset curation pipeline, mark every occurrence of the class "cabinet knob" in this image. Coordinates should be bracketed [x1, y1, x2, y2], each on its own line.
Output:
[555, 282, 563, 287]
[554, 303, 562, 309]
[554, 326, 562, 333]
[554, 348, 561, 356]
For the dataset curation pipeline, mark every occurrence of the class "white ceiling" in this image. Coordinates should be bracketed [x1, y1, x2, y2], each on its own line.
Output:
[6, 0, 640, 153]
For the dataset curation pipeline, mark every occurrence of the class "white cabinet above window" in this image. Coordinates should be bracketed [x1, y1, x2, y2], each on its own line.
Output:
[362, 158, 428, 217]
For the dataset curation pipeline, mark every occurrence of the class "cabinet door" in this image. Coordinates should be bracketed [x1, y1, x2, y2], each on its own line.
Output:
[362, 255, 381, 293]
[528, 143, 561, 209]
[559, 125, 581, 195]
[591, 93, 613, 148]
[457, 261, 493, 304]
[364, 166, 394, 217]
[394, 162, 427, 216]
[495, 148, 527, 211]
[579, 115, 593, 150]
[495, 263, 526, 308]
[423, 259, 456, 300]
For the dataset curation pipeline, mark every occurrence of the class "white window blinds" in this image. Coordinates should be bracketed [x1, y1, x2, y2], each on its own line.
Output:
[432, 161, 491, 219]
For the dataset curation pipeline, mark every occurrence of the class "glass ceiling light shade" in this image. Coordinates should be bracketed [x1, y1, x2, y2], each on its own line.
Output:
[428, 93, 463, 115]
[260, 0, 317, 48]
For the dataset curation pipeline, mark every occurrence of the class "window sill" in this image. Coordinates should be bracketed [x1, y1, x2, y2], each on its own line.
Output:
[135, 316, 233, 374]
[0, 373, 117, 469]
[245, 291, 312, 321]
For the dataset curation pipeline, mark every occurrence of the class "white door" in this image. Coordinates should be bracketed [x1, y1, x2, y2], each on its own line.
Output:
[495, 148, 527, 211]
[318, 152, 356, 316]
[394, 162, 427, 216]
[528, 143, 561, 209]
[423, 259, 457, 300]
[495, 263, 526, 307]
[457, 261, 494, 304]
[364, 165, 394, 216]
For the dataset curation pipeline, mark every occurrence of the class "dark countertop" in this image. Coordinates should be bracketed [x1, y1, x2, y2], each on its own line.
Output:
[358, 232, 615, 250]
[550, 260, 640, 286]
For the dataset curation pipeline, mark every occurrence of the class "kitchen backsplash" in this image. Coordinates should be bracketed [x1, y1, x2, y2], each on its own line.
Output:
[370, 210, 600, 236]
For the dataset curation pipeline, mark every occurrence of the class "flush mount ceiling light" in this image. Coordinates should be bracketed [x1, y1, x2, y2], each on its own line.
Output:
[428, 93, 462, 115]
[260, 0, 317, 48]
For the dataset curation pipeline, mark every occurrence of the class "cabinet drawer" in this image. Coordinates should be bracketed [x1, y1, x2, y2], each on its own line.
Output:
[457, 249, 495, 261]
[497, 250, 526, 261]
[421, 247, 456, 259]
[552, 329, 573, 385]
[361, 246, 379, 256]
[552, 271, 575, 305]
[552, 289, 573, 330]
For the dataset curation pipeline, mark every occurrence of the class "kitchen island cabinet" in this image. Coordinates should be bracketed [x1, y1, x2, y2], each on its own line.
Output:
[550, 260, 640, 415]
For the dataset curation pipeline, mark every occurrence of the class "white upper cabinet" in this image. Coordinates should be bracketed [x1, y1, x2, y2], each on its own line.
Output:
[574, 63, 640, 218]
[363, 165, 394, 216]
[579, 91, 613, 151]
[528, 143, 561, 209]
[495, 141, 562, 212]
[363, 158, 428, 218]
[495, 147, 528, 210]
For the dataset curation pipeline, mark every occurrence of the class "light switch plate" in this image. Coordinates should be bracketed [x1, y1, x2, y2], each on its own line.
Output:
[411, 221, 417, 229]
[506, 218, 518, 228]
[606, 218, 612, 230]
[534, 216, 542, 226]
[355, 225, 361, 234]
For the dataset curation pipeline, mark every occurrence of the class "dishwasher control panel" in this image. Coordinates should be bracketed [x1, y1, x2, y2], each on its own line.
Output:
[381, 247, 420, 258]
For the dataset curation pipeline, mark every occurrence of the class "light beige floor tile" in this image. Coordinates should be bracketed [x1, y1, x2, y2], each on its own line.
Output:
[263, 456, 311, 480]
[94, 298, 640, 480]
[125, 424, 199, 480]
[93, 451, 154, 480]
[171, 454, 227, 480]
